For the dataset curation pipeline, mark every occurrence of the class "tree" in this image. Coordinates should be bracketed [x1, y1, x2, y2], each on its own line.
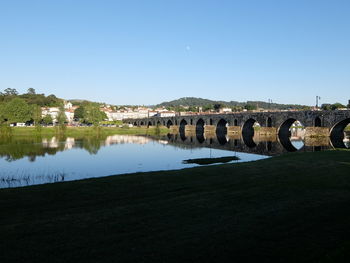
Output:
[43, 115, 53, 125]
[74, 106, 85, 120]
[3, 88, 18, 96]
[83, 104, 107, 126]
[31, 105, 43, 126]
[0, 103, 5, 123]
[213, 103, 222, 112]
[3, 98, 32, 124]
[57, 106, 67, 125]
[202, 104, 213, 112]
[321, 104, 332, 111]
[27, 88, 36, 95]
[188, 106, 198, 112]
[330, 103, 346, 110]
[244, 104, 257, 111]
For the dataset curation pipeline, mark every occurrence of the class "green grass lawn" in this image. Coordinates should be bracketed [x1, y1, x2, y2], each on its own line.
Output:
[7, 126, 169, 136]
[0, 150, 350, 262]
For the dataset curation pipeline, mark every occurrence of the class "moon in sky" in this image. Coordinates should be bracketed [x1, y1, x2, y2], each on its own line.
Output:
[186, 45, 191, 51]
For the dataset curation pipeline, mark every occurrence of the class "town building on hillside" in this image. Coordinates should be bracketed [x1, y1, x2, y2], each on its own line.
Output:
[64, 101, 73, 109]
[99, 106, 175, 121]
[156, 111, 176, 117]
[65, 109, 75, 123]
[41, 107, 60, 122]
[220, 108, 232, 113]
[42, 106, 76, 124]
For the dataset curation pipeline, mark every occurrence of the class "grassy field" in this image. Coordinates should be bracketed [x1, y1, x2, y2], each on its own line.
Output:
[0, 150, 350, 263]
[6, 126, 169, 137]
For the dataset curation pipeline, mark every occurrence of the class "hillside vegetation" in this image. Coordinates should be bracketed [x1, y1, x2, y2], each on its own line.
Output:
[157, 97, 310, 110]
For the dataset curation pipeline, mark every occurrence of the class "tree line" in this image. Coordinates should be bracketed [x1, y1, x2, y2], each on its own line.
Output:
[321, 103, 349, 110]
[0, 88, 107, 127]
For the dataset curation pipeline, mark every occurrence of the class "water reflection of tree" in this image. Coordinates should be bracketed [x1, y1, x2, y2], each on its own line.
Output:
[75, 135, 106, 155]
[0, 134, 108, 162]
[0, 136, 65, 162]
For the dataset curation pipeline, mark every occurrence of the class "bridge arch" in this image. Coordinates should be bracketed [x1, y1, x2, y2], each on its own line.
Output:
[278, 118, 305, 152]
[314, 117, 322, 127]
[133, 122, 137, 126]
[278, 118, 298, 137]
[267, 117, 272, 127]
[242, 118, 256, 136]
[147, 121, 152, 127]
[216, 119, 228, 134]
[242, 118, 263, 148]
[195, 118, 205, 143]
[140, 121, 144, 126]
[179, 119, 187, 133]
[330, 118, 350, 148]
[166, 119, 173, 128]
[196, 133, 205, 143]
[196, 118, 205, 133]
[157, 120, 161, 126]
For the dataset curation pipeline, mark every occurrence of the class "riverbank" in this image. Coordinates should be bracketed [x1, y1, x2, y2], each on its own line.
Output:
[3, 126, 169, 137]
[1, 150, 350, 262]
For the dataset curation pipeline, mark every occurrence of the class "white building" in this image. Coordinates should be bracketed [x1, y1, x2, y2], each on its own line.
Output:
[65, 109, 75, 123]
[157, 111, 176, 117]
[64, 101, 73, 109]
[220, 108, 232, 113]
[42, 107, 60, 122]
[42, 106, 76, 124]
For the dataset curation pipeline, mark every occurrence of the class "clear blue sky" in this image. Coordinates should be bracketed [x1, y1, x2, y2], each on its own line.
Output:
[0, 0, 349, 106]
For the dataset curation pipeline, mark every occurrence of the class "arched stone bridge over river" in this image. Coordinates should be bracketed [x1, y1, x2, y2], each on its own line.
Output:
[126, 110, 350, 142]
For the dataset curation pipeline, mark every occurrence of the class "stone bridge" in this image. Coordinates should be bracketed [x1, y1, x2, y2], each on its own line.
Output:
[126, 110, 350, 139]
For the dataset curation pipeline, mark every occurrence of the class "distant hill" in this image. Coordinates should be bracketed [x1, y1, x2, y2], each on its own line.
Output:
[157, 97, 310, 110]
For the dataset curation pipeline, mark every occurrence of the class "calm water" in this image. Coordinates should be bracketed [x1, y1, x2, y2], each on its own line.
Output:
[0, 134, 267, 188]
[0, 131, 348, 188]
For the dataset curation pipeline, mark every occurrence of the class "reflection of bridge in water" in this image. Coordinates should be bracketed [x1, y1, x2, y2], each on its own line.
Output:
[163, 130, 339, 156]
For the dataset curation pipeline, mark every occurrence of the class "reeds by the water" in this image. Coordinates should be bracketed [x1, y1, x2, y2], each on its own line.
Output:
[0, 170, 67, 188]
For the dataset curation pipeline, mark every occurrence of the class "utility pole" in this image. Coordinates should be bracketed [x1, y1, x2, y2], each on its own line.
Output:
[268, 99, 272, 110]
[316, 96, 321, 109]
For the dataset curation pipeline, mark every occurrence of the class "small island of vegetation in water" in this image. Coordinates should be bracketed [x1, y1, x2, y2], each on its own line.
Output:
[183, 156, 240, 165]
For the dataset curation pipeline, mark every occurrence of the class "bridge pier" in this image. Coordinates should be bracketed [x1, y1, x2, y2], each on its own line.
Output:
[169, 125, 179, 133]
[204, 125, 215, 133]
[185, 125, 196, 132]
[256, 127, 277, 136]
[227, 126, 241, 134]
[304, 136, 330, 146]
[227, 133, 241, 140]
[305, 127, 329, 137]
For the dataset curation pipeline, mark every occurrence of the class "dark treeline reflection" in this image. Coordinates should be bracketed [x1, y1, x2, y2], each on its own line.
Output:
[0, 134, 152, 162]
